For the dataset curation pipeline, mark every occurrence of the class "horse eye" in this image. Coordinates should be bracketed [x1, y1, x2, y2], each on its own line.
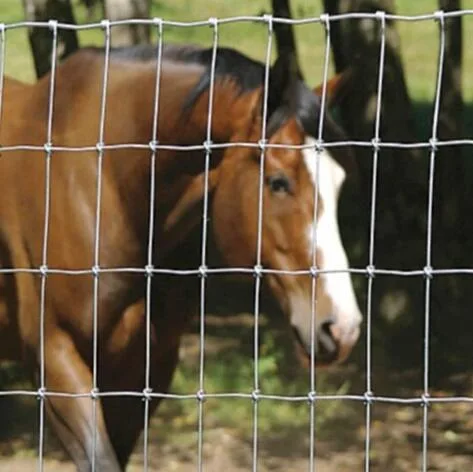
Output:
[266, 174, 291, 194]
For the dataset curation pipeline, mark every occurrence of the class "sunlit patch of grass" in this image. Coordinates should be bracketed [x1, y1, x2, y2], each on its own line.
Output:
[156, 328, 355, 440]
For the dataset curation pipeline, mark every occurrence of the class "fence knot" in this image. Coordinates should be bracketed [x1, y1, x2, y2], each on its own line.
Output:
[423, 265, 433, 280]
[37, 387, 46, 400]
[198, 265, 208, 279]
[366, 265, 376, 279]
[39, 265, 48, 277]
[251, 389, 260, 402]
[433, 10, 445, 26]
[307, 391, 317, 404]
[0, 24, 5, 34]
[421, 392, 431, 407]
[313, 139, 324, 154]
[429, 137, 438, 152]
[208, 17, 218, 29]
[100, 19, 111, 32]
[90, 388, 99, 400]
[92, 265, 100, 278]
[309, 266, 319, 278]
[145, 264, 154, 278]
[152, 17, 163, 29]
[319, 13, 330, 30]
[95, 142, 105, 154]
[149, 140, 159, 153]
[262, 14, 273, 32]
[43, 142, 53, 154]
[253, 264, 263, 278]
[258, 139, 267, 152]
[203, 140, 213, 154]
[375, 10, 386, 29]
[143, 388, 153, 402]
[364, 390, 374, 405]
[371, 137, 380, 152]
[196, 389, 206, 403]
[48, 20, 58, 32]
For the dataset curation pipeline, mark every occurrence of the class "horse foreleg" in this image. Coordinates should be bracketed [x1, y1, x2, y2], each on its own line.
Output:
[43, 328, 121, 472]
[101, 342, 180, 468]
[100, 281, 196, 468]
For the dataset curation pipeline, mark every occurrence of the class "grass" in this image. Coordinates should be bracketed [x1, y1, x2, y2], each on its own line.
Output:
[1, 0, 473, 451]
[161, 325, 353, 437]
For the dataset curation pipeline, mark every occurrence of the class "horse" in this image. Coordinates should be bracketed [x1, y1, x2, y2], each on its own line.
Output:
[0, 42, 362, 470]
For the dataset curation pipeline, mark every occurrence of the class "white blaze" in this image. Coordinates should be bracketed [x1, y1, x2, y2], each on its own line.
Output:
[302, 137, 362, 333]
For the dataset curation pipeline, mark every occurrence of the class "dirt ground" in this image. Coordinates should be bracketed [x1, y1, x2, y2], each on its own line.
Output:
[2, 396, 473, 472]
[2, 328, 473, 471]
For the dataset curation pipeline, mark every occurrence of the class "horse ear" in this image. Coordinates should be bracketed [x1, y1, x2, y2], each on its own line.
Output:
[266, 53, 299, 132]
[313, 68, 353, 108]
[159, 168, 220, 258]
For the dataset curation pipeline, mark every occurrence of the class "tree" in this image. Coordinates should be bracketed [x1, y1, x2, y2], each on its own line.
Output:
[321, 0, 424, 292]
[435, 0, 464, 233]
[271, 0, 300, 66]
[80, 0, 104, 22]
[322, 0, 419, 158]
[320, 0, 430, 369]
[321, 0, 472, 375]
[22, 0, 153, 78]
[22, 0, 79, 78]
[103, 0, 151, 47]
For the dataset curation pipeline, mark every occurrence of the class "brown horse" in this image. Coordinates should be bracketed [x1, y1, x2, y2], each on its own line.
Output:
[0, 43, 362, 470]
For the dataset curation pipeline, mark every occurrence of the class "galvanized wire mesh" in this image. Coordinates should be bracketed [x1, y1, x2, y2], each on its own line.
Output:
[0, 8, 470, 472]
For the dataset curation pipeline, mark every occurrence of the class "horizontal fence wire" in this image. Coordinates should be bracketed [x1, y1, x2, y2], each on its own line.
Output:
[0, 8, 471, 472]
[1, 9, 473, 31]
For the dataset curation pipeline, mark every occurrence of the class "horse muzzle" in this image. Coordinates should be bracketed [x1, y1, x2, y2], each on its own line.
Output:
[292, 315, 361, 367]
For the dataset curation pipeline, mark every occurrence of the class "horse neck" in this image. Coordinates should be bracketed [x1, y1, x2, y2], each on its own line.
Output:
[102, 62, 258, 257]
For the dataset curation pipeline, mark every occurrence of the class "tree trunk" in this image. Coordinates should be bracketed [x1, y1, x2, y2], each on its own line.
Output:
[323, 0, 473, 378]
[322, 0, 429, 367]
[435, 0, 464, 232]
[104, 0, 151, 47]
[271, 0, 299, 63]
[22, 0, 79, 78]
[437, 0, 463, 142]
[322, 0, 423, 266]
[81, 0, 104, 22]
[323, 0, 418, 154]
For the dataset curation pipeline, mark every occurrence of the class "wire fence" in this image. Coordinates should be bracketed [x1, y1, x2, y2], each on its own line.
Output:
[0, 8, 472, 472]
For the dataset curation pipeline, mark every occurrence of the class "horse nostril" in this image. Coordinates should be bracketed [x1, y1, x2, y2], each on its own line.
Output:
[317, 318, 338, 362]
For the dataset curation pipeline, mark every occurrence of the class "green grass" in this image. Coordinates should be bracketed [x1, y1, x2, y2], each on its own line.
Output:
[163, 328, 353, 436]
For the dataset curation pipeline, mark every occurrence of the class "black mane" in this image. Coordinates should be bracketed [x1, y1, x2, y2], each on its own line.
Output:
[82, 43, 347, 144]
[93, 43, 268, 110]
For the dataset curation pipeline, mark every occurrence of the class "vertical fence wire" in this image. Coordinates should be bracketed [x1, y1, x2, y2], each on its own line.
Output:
[252, 14, 274, 472]
[422, 10, 446, 472]
[307, 13, 332, 472]
[196, 16, 219, 472]
[364, 10, 387, 472]
[91, 19, 111, 472]
[37, 20, 59, 472]
[142, 18, 164, 472]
